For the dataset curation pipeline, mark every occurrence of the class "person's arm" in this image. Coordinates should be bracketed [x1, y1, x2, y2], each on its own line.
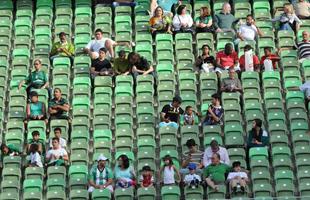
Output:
[253, 23, 263, 37]
[172, 15, 181, 30]
[216, 55, 224, 69]
[220, 81, 227, 92]
[234, 79, 243, 92]
[18, 80, 26, 90]
[160, 112, 169, 122]
[294, 14, 301, 31]
[223, 149, 230, 165]
[187, 15, 193, 27]
[84, 41, 92, 55]
[91, 67, 99, 75]
[56, 103, 70, 112]
[50, 43, 58, 56]
[143, 65, 154, 75]
[41, 81, 49, 89]
[214, 14, 220, 31]
[174, 166, 181, 183]
[271, 16, 281, 22]
[88, 179, 100, 189]
[62, 150, 69, 161]
[26, 103, 31, 118]
[181, 154, 191, 168]
[237, 28, 245, 41]
[206, 18, 213, 28]
[202, 150, 209, 167]
[132, 65, 145, 74]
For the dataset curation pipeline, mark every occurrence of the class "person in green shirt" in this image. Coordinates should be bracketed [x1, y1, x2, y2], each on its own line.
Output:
[50, 32, 75, 64]
[113, 50, 131, 75]
[195, 7, 214, 33]
[204, 152, 231, 191]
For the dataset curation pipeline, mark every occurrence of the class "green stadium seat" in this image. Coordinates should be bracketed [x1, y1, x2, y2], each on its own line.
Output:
[46, 190, 66, 200]
[23, 179, 43, 192]
[70, 189, 88, 200]
[184, 185, 204, 200]
[25, 167, 44, 180]
[92, 189, 111, 200]
[137, 187, 156, 200]
[1, 179, 20, 193]
[161, 185, 181, 200]
[1, 192, 19, 200]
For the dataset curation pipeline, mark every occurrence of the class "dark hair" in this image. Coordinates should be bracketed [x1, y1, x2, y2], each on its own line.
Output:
[244, 45, 252, 51]
[246, 14, 253, 19]
[52, 137, 60, 143]
[33, 59, 42, 64]
[232, 161, 241, 168]
[1, 143, 8, 151]
[142, 165, 152, 171]
[185, 106, 192, 111]
[254, 118, 263, 128]
[154, 6, 164, 16]
[95, 28, 103, 34]
[32, 131, 40, 136]
[59, 32, 66, 37]
[118, 154, 130, 169]
[177, 5, 187, 15]
[29, 143, 39, 154]
[30, 91, 38, 97]
[202, 44, 211, 56]
[264, 47, 272, 52]
[172, 96, 182, 104]
[210, 140, 219, 148]
[99, 47, 107, 53]
[225, 43, 233, 51]
[118, 50, 126, 57]
[211, 93, 221, 101]
[200, 6, 211, 17]
[128, 52, 140, 64]
[186, 139, 196, 148]
[54, 88, 62, 93]
[213, 152, 221, 160]
[163, 155, 173, 166]
[54, 127, 62, 133]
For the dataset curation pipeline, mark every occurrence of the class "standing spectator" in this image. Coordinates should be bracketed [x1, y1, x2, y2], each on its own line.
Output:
[204, 153, 231, 191]
[159, 96, 184, 129]
[181, 139, 203, 174]
[28, 144, 43, 167]
[113, 50, 131, 75]
[184, 163, 202, 189]
[49, 128, 67, 149]
[90, 47, 114, 79]
[112, 0, 137, 7]
[88, 155, 114, 193]
[215, 43, 239, 76]
[160, 155, 181, 185]
[203, 93, 224, 126]
[220, 68, 243, 94]
[115, 155, 136, 188]
[239, 45, 260, 72]
[25, 91, 47, 123]
[195, 44, 215, 72]
[235, 15, 263, 45]
[260, 47, 281, 71]
[202, 140, 230, 167]
[214, 2, 239, 33]
[48, 88, 70, 120]
[50, 32, 75, 64]
[128, 52, 154, 78]
[227, 161, 249, 194]
[294, 0, 310, 19]
[1, 143, 19, 157]
[149, 6, 173, 37]
[46, 137, 68, 166]
[297, 31, 310, 63]
[139, 166, 154, 188]
[27, 131, 43, 154]
[271, 3, 302, 31]
[172, 5, 194, 34]
[195, 7, 213, 33]
[150, 0, 181, 16]
[247, 119, 269, 149]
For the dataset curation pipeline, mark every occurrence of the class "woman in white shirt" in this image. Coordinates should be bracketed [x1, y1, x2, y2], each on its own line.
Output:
[172, 5, 193, 34]
[46, 137, 69, 166]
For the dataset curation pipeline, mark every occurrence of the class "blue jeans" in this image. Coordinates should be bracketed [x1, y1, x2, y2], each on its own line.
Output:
[280, 23, 293, 31]
[159, 121, 179, 129]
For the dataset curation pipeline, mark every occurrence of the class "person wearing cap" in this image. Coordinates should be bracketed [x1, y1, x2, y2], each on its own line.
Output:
[88, 155, 114, 193]
[159, 96, 184, 129]
[50, 32, 75, 64]
[113, 50, 131, 75]
[181, 139, 203, 175]
[202, 140, 230, 167]
[227, 161, 249, 195]
[184, 163, 202, 189]
[203, 93, 224, 126]
[25, 91, 47, 124]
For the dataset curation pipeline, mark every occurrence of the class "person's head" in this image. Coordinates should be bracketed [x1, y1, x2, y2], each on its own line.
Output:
[128, 52, 140, 65]
[244, 45, 252, 53]
[211, 152, 221, 165]
[98, 47, 107, 60]
[228, 68, 236, 79]
[53, 88, 62, 99]
[185, 106, 193, 115]
[177, 5, 187, 15]
[32, 131, 40, 141]
[186, 139, 197, 152]
[51, 137, 60, 149]
[29, 143, 39, 154]
[298, 0, 305, 2]
[200, 6, 211, 17]
[224, 43, 233, 55]
[163, 155, 173, 166]
[95, 28, 103, 40]
[232, 161, 242, 172]
[210, 140, 219, 153]
[54, 127, 62, 138]
[246, 15, 254, 26]
[59, 32, 67, 43]
[283, 3, 294, 14]
[154, 6, 163, 17]
[264, 47, 272, 56]
[302, 31, 309, 41]
[172, 96, 182, 108]
[188, 162, 197, 174]
[33, 59, 42, 71]
[30, 91, 39, 103]
[211, 93, 221, 105]
[118, 154, 130, 169]
[142, 165, 152, 176]
[222, 2, 231, 14]
[1, 143, 9, 155]
[253, 118, 263, 130]
[202, 44, 211, 56]
[118, 50, 126, 59]
[97, 155, 108, 169]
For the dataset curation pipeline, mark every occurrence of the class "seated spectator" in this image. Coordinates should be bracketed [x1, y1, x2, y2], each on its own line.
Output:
[18, 59, 49, 96]
[184, 163, 202, 189]
[50, 32, 74, 64]
[113, 50, 131, 75]
[128, 52, 154, 78]
[27, 131, 43, 154]
[182, 106, 199, 126]
[291, 81, 310, 109]
[28, 143, 43, 167]
[214, 2, 239, 33]
[112, 0, 137, 7]
[88, 155, 114, 193]
[115, 154, 136, 188]
[160, 155, 181, 185]
[46, 137, 69, 166]
[203, 93, 224, 126]
[195, 44, 215, 73]
[260, 47, 281, 71]
[235, 15, 263, 45]
[90, 47, 113, 78]
[48, 88, 70, 120]
[150, 6, 172, 37]
[271, 3, 302, 32]
[181, 139, 203, 174]
[239, 45, 260, 72]
[25, 91, 47, 123]
[202, 140, 230, 167]
[227, 161, 249, 195]
[204, 153, 231, 191]
[297, 31, 310, 63]
[195, 7, 213, 33]
[159, 96, 184, 129]
[49, 127, 67, 149]
[139, 166, 154, 188]
[294, 0, 310, 19]
[172, 5, 194, 34]
[215, 43, 239, 76]
[247, 119, 269, 149]
[1, 143, 19, 157]
[150, 0, 181, 16]
[220, 68, 243, 94]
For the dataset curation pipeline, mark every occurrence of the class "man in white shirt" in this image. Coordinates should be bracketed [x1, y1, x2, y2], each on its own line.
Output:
[49, 127, 67, 149]
[202, 140, 230, 167]
[235, 15, 263, 45]
[46, 137, 68, 166]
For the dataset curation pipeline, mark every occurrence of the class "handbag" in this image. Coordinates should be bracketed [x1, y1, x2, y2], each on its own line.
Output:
[178, 16, 194, 33]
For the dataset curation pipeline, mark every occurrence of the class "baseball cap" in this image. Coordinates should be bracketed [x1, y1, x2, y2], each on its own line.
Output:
[97, 155, 108, 161]
[188, 163, 196, 170]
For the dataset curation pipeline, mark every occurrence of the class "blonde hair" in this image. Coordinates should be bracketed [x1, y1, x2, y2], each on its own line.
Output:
[200, 6, 211, 17]
[284, 3, 294, 14]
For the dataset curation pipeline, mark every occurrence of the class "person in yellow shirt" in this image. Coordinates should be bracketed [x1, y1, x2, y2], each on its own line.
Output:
[50, 32, 75, 65]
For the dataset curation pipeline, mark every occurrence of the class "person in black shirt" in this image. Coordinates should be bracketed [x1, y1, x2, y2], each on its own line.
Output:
[159, 96, 184, 129]
[91, 47, 113, 78]
[128, 52, 154, 78]
[195, 44, 215, 72]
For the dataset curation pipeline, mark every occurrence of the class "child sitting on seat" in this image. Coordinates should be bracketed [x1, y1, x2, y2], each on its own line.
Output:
[139, 165, 154, 187]
[184, 163, 202, 189]
[227, 161, 249, 194]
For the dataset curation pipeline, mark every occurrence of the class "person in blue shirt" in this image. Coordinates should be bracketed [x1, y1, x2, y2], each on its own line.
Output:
[151, 0, 181, 16]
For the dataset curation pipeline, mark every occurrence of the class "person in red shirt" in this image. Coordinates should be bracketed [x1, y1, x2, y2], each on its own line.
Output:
[260, 47, 281, 71]
[215, 43, 239, 77]
[239, 45, 260, 72]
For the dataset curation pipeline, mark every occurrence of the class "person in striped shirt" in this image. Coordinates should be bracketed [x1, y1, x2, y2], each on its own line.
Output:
[298, 30, 310, 63]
